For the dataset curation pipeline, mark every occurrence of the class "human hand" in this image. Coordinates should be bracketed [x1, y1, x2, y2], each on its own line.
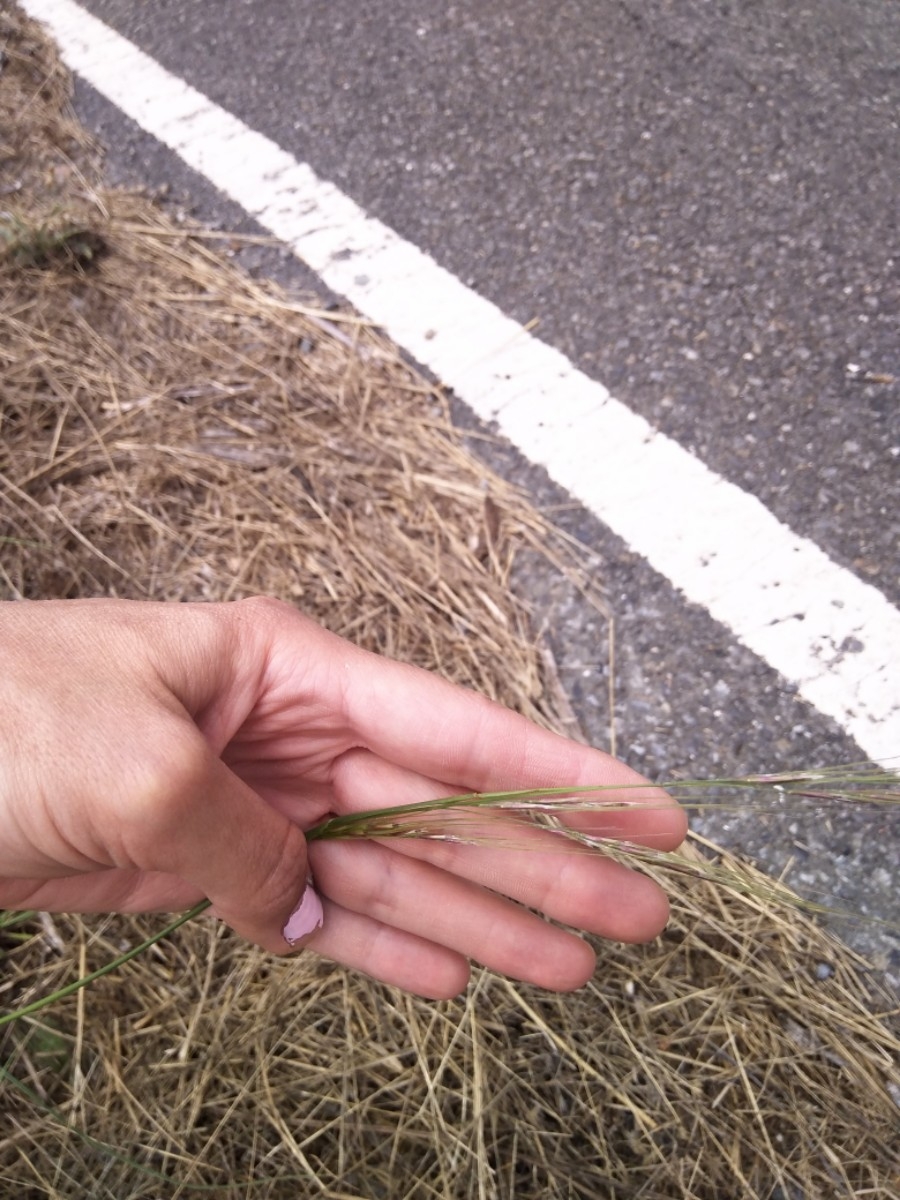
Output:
[0, 598, 686, 998]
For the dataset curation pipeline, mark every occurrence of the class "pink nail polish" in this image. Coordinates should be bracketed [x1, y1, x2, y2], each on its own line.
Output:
[283, 883, 324, 946]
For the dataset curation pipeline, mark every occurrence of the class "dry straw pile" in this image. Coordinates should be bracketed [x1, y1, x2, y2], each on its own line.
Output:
[1, 8, 898, 1198]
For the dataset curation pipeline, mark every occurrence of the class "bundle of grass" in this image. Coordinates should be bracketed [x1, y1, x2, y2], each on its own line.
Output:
[1, 5, 899, 1197]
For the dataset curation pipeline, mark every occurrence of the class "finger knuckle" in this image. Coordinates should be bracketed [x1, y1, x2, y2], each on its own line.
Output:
[235, 594, 295, 627]
[257, 823, 307, 915]
[118, 726, 208, 848]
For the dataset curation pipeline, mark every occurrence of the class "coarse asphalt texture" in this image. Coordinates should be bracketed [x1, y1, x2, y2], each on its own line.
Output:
[40, 0, 900, 982]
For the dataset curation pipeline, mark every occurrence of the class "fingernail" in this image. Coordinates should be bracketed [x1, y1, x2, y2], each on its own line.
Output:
[282, 883, 324, 946]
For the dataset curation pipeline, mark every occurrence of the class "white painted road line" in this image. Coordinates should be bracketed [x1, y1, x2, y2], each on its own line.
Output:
[22, 0, 900, 761]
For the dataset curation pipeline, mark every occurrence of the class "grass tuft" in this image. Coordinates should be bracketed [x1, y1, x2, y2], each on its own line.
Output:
[0, 209, 107, 271]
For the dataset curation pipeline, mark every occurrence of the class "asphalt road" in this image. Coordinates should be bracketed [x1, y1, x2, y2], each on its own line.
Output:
[40, 0, 900, 976]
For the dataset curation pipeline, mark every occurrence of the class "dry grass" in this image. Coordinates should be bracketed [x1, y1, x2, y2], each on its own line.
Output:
[1, 6, 899, 1198]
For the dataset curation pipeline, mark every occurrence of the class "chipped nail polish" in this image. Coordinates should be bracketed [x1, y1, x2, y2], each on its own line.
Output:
[282, 883, 324, 946]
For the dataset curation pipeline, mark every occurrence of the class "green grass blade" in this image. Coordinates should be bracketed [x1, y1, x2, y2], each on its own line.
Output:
[0, 900, 210, 1030]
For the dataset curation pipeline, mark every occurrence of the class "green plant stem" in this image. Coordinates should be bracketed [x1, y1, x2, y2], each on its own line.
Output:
[0, 900, 210, 1030]
[0, 909, 37, 930]
[304, 765, 900, 842]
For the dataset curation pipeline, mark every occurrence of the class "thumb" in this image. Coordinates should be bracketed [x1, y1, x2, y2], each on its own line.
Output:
[149, 751, 323, 954]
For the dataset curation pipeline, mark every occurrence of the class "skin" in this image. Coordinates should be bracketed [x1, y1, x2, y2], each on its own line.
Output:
[0, 597, 687, 999]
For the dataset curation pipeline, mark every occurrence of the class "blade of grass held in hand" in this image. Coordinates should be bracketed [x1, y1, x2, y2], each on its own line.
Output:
[304, 762, 900, 932]
[305, 762, 900, 842]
